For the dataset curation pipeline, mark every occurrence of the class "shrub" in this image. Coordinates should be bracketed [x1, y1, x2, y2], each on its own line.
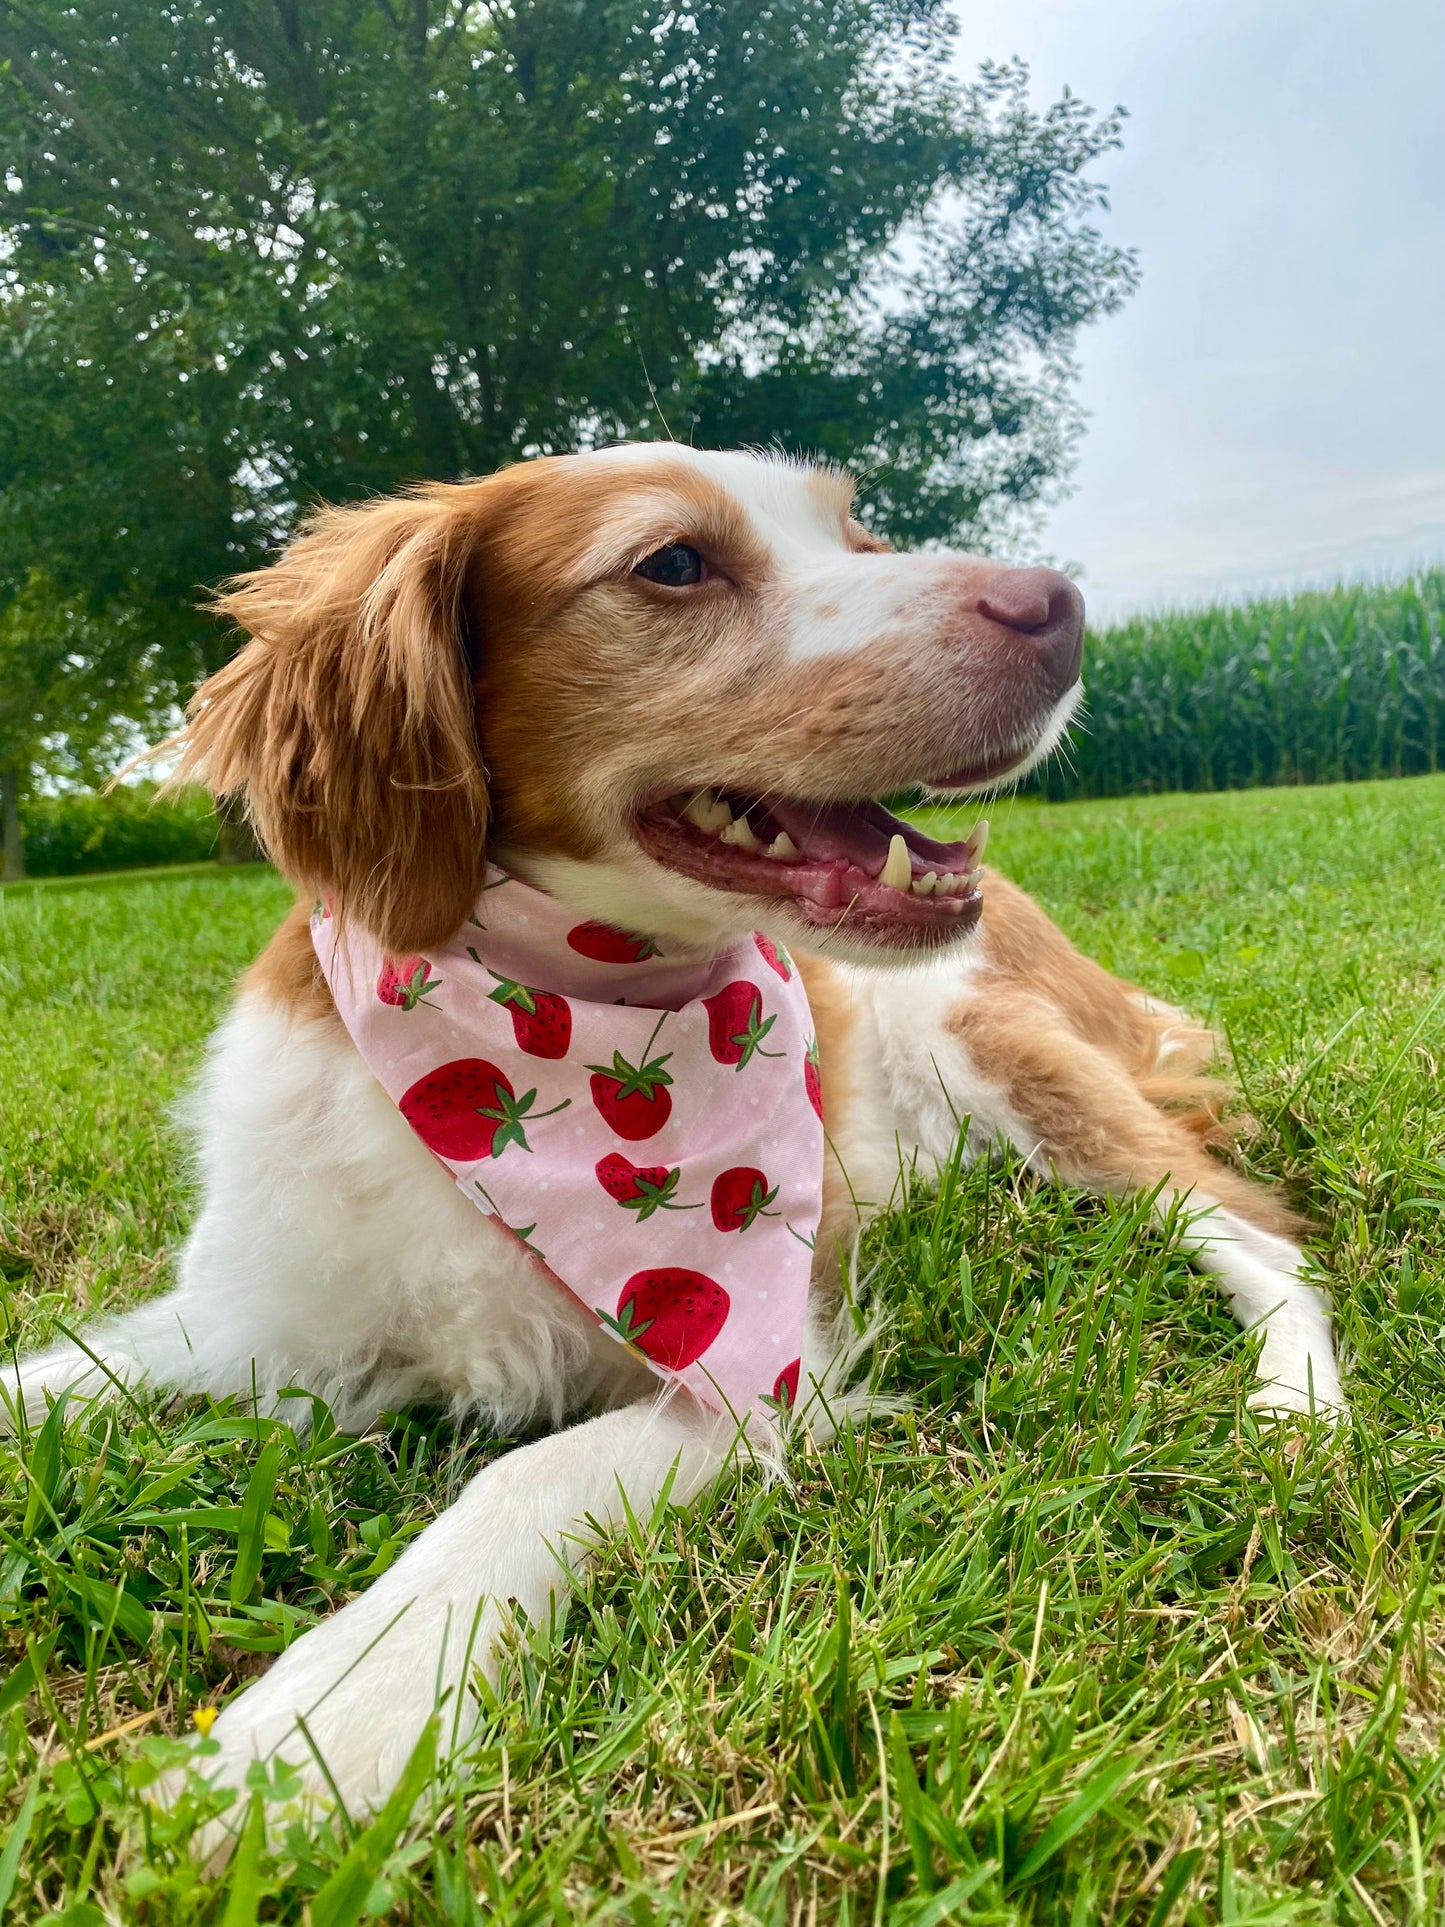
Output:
[17, 784, 220, 877]
[1043, 569, 1445, 798]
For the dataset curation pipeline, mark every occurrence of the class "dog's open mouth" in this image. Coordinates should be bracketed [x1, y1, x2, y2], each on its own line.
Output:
[633, 788, 988, 943]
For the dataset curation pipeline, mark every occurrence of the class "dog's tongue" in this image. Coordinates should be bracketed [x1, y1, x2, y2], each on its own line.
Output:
[766, 797, 973, 874]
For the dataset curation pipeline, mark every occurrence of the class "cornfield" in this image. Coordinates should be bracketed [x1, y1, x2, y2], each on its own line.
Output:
[1041, 569, 1445, 798]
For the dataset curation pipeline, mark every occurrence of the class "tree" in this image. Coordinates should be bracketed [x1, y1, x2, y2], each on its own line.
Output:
[0, 0, 1136, 805]
[0, 576, 169, 878]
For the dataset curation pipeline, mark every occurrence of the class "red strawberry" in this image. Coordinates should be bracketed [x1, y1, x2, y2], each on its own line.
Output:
[710, 1166, 780, 1232]
[703, 980, 782, 1070]
[588, 1013, 674, 1141]
[772, 1359, 801, 1410]
[398, 1058, 569, 1161]
[595, 1153, 699, 1221]
[377, 956, 442, 1010]
[480, 963, 572, 1059]
[612, 1269, 730, 1370]
[566, 921, 659, 964]
[804, 1035, 823, 1122]
[754, 934, 793, 981]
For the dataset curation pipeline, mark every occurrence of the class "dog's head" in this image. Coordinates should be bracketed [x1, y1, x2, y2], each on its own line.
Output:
[178, 446, 1082, 963]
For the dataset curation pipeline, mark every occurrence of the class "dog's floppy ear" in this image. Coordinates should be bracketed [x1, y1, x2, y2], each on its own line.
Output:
[176, 486, 490, 953]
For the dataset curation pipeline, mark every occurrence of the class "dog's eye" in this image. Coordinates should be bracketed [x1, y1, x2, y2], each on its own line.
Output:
[634, 544, 706, 588]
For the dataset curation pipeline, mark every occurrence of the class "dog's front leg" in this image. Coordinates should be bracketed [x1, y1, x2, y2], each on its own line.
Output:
[180, 1395, 740, 1830]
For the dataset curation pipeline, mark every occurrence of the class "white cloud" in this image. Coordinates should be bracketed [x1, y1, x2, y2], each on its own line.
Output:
[951, 0, 1445, 621]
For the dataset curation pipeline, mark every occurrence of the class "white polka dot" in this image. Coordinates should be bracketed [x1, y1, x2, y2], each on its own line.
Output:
[759, 1290, 768, 1300]
[538, 1180, 549, 1191]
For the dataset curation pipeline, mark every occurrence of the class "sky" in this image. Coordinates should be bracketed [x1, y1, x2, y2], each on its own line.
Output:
[949, 0, 1445, 621]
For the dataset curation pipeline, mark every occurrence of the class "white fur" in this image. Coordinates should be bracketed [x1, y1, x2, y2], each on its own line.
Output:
[173, 1398, 746, 1842]
[1178, 1201, 1345, 1415]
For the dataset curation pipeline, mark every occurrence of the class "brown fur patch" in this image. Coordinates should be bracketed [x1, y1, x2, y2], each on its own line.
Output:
[172, 485, 495, 954]
[956, 880, 1303, 1237]
[242, 901, 343, 1033]
[794, 951, 867, 1296]
[845, 517, 890, 555]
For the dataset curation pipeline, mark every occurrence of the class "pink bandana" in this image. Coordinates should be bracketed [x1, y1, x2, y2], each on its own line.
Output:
[311, 871, 823, 1428]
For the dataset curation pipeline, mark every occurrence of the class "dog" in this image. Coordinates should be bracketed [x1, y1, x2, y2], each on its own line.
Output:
[4, 444, 1345, 1827]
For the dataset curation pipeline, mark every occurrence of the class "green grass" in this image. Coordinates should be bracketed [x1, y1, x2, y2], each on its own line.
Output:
[3, 775, 1445, 1923]
[1040, 570, 1445, 799]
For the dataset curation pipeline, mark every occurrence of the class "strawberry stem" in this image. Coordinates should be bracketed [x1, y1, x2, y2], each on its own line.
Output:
[731, 1007, 783, 1068]
[477, 1087, 571, 1156]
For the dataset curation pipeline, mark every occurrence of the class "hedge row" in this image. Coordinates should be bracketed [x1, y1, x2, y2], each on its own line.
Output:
[16, 784, 219, 877]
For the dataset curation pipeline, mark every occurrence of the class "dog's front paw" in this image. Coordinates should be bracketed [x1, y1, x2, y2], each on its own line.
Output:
[160, 1585, 488, 1846]
[1249, 1339, 1348, 1425]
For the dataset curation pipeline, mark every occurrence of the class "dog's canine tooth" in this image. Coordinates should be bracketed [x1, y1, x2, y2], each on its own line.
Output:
[766, 832, 801, 861]
[880, 833, 912, 891]
[968, 818, 990, 860]
[720, 815, 760, 852]
[911, 871, 938, 897]
[683, 791, 733, 835]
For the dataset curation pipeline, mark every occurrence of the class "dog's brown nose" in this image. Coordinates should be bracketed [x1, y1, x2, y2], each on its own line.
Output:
[976, 566, 1085, 697]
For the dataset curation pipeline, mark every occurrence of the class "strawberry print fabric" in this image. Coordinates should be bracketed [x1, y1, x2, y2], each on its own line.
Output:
[312, 870, 823, 1429]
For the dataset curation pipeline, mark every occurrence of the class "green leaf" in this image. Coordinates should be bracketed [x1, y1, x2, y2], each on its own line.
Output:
[22, 1388, 69, 1537]
[231, 1438, 284, 1606]
[221, 1793, 267, 1927]
[0, 1774, 39, 1916]
[1163, 947, 1206, 981]
[310, 1717, 439, 1927]
[0, 1631, 58, 1721]
[1008, 1752, 1134, 1887]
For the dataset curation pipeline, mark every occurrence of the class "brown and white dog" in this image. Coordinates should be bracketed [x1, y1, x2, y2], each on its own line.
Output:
[5, 445, 1344, 1822]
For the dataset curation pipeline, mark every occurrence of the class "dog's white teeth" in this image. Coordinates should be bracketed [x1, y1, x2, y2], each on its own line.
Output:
[880, 833, 912, 891]
[766, 832, 802, 861]
[938, 871, 957, 894]
[968, 818, 990, 860]
[911, 871, 938, 897]
[720, 815, 760, 852]
[962, 866, 984, 887]
[682, 790, 734, 835]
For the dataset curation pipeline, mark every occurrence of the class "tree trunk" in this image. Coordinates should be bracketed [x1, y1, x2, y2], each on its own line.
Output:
[216, 791, 264, 866]
[1, 764, 25, 882]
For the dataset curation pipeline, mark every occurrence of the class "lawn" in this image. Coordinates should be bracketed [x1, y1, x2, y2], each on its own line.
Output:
[2, 774, 1444, 1924]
